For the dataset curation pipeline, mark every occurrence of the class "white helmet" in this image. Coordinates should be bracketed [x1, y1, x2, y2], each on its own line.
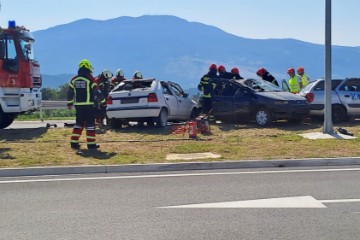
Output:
[133, 70, 143, 79]
[116, 69, 124, 77]
[102, 69, 113, 79]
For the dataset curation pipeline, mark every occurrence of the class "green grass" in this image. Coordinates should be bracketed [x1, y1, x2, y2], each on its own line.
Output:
[1, 120, 360, 168]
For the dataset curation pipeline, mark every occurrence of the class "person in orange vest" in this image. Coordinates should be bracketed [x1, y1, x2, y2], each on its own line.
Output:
[287, 68, 302, 93]
[297, 66, 310, 87]
[67, 59, 105, 151]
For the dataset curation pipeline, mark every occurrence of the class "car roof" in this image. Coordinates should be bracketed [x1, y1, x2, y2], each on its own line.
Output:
[123, 78, 156, 82]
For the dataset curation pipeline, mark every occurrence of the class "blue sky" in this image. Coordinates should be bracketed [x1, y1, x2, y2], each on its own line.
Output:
[1, 0, 359, 47]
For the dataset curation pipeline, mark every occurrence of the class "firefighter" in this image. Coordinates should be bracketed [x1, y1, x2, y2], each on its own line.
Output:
[67, 59, 105, 150]
[96, 69, 113, 98]
[231, 67, 244, 80]
[95, 69, 113, 125]
[256, 67, 279, 86]
[110, 69, 126, 89]
[287, 68, 302, 93]
[198, 64, 218, 115]
[217, 65, 233, 79]
[297, 66, 310, 87]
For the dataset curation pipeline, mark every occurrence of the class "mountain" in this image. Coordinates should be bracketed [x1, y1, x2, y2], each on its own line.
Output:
[34, 15, 360, 89]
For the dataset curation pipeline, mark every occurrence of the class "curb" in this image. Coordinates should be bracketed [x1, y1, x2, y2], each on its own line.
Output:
[1, 157, 360, 177]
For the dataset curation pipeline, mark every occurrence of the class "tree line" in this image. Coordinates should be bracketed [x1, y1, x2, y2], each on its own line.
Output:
[41, 83, 69, 100]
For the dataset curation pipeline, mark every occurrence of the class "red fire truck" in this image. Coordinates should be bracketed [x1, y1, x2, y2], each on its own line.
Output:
[0, 21, 42, 128]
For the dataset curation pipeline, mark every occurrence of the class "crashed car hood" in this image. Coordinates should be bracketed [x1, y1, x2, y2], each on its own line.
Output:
[256, 91, 306, 101]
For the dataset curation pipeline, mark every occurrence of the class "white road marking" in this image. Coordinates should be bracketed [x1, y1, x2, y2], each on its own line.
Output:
[160, 196, 327, 209]
[1, 167, 360, 184]
[160, 196, 360, 209]
[320, 199, 360, 203]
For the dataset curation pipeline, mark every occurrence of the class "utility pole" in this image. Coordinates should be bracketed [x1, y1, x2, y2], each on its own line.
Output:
[323, 0, 334, 133]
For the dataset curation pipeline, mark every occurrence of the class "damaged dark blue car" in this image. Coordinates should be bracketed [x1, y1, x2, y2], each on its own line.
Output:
[211, 78, 310, 126]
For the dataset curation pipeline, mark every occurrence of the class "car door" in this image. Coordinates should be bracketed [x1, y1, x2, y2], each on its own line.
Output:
[232, 86, 252, 122]
[161, 81, 179, 118]
[337, 78, 360, 115]
[168, 82, 193, 119]
[212, 80, 249, 122]
[311, 79, 343, 111]
[280, 79, 291, 92]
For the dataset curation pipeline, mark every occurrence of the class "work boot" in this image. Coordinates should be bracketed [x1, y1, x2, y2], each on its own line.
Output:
[71, 143, 80, 150]
[87, 144, 100, 150]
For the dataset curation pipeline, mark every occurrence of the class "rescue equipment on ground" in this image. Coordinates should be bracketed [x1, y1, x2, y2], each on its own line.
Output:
[188, 121, 197, 138]
[195, 115, 211, 134]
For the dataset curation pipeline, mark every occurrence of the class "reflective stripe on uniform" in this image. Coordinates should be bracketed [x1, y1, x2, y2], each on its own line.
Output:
[71, 76, 94, 105]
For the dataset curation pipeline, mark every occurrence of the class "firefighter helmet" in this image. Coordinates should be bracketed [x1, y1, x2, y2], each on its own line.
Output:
[116, 69, 124, 77]
[297, 67, 304, 74]
[256, 67, 267, 76]
[102, 69, 113, 79]
[217, 65, 226, 72]
[133, 71, 143, 79]
[231, 67, 239, 75]
[287, 68, 295, 75]
[78, 59, 93, 72]
[209, 64, 217, 70]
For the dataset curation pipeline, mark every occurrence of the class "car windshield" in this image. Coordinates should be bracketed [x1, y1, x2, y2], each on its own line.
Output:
[240, 79, 283, 92]
[112, 79, 154, 92]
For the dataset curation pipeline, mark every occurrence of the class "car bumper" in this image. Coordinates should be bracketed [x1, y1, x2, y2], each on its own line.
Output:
[270, 105, 310, 119]
[106, 106, 161, 119]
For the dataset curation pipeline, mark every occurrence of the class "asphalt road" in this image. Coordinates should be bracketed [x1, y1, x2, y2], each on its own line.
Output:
[1, 166, 360, 240]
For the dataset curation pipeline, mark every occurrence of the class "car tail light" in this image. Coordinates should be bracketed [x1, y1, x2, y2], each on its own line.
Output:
[106, 96, 113, 105]
[148, 93, 158, 102]
[305, 93, 314, 103]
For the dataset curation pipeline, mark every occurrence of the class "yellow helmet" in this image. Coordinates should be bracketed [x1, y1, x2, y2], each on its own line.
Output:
[78, 59, 93, 72]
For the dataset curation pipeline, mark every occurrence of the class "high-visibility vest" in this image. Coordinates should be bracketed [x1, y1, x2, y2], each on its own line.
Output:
[300, 74, 310, 87]
[68, 76, 98, 105]
[199, 76, 212, 98]
[288, 75, 300, 93]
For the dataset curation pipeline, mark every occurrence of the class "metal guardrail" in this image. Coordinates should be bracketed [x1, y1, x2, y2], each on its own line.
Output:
[39, 101, 68, 122]
[41, 100, 67, 109]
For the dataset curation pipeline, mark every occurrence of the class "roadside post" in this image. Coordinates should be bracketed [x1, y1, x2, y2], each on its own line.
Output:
[323, 0, 334, 134]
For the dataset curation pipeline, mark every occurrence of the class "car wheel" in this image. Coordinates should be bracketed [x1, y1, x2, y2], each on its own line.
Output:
[255, 107, 272, 126]
[0, 109, 15, 129]
[156, 108, 168, 128]
[332, 105, 347, 123]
